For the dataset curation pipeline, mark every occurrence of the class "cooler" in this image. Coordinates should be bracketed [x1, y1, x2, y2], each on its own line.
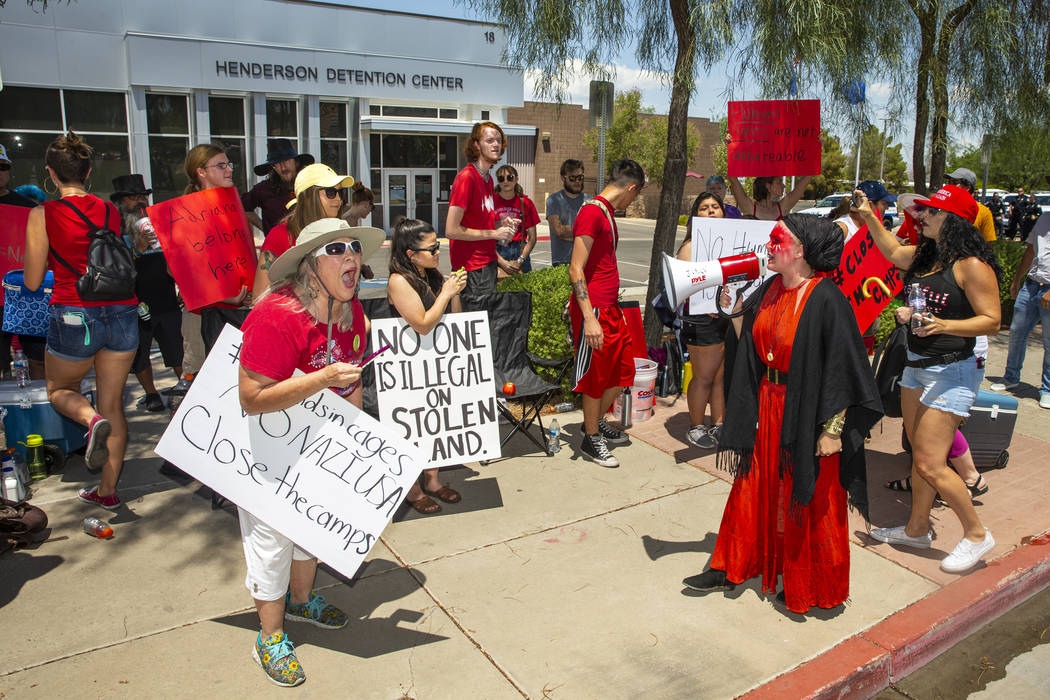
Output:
[0, 379, 91, 460]
[960, 389, 1017, 469]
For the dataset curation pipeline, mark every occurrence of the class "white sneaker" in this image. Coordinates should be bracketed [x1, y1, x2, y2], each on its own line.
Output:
[989, 381, 1019, 392]
[1040, 395, 1050, 410]
[870, 525, 933, 549]
[940, 530, 995, 573]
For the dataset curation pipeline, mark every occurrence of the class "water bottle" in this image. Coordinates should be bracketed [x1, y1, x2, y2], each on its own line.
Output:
[82, 517, 114, 539]
[552, 402, 574, 413]
[547, 419, 561, 454]
[2, 465, 26, 502]
[134, 216, 162, 251]
[12, 349, 29, 388]
[908, 283, 927, 331]
[8, 448, 29, 486]
[24, 435, 47, 481]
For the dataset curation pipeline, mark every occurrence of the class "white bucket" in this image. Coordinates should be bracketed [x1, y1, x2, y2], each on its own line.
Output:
[616, 358, 658, 423]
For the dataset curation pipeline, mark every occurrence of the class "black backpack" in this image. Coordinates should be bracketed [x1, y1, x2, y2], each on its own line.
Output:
[51, 199, 136, 301]
[872, 322, 908, 418]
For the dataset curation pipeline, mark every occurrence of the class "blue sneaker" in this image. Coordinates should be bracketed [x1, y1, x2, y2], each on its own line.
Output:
[284, 590, 348, 629]
[252, 632, 305, 687]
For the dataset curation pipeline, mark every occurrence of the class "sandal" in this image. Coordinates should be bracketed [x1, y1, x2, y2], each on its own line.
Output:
[885, 477, 912, 492]
[967, 475, 989, 498]
[408, 494, 441, 514]
[423, 484, 461, 504]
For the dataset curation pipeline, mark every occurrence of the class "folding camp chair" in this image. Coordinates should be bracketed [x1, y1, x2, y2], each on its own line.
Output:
[463, 291, 573, 457]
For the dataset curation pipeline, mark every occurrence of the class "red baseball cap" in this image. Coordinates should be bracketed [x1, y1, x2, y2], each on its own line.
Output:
[914, 184, 978, 224]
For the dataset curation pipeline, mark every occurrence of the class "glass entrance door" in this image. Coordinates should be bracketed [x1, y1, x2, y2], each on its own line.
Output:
[384, 169, 437, 232]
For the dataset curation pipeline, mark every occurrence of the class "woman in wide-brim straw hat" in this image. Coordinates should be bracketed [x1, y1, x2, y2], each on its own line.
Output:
[235, 217, 383, 688]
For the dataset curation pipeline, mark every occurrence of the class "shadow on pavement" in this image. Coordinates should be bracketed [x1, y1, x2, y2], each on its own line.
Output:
[641, 533, 717, 561]
[392, 466, 504, 523]
[0, 551, 63, 610]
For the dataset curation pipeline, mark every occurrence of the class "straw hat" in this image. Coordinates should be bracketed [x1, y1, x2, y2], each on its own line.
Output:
[269, 218, 384, 282]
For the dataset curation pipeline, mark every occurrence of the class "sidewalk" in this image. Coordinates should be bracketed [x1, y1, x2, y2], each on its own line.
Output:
[0, 330, 1047, 699]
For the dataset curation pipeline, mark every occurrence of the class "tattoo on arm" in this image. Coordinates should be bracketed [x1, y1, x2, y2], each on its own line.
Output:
[258, 250, 276, 271]
[573, 278, 588, 301]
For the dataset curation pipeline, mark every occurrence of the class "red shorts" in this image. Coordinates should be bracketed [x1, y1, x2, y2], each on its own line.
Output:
[570, 304, 635, 398]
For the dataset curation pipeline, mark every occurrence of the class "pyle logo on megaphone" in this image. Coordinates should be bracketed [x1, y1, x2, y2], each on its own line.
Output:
[660, 250, 768, 309]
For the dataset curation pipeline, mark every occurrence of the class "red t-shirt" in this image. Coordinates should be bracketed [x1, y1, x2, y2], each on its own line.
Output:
[574, 197, 620, 308]
[493, 194, 541, 243]
[261, 221, 294, 259]
[240, 287, 367, 396]
[448, 164, 497, 271]
[44, 195, 137, 307]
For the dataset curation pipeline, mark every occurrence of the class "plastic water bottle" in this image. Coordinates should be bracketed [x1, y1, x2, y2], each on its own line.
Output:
[552, 402, 574, 413]
[908, 283, 927, 331]
[547, 419, 561, 454]
[8, 448, 29, 486]
[12, 349, 28, 388]
[1, 465, 26, 502]
[24, 435, 47, 481]
[82, 517, 114, 539]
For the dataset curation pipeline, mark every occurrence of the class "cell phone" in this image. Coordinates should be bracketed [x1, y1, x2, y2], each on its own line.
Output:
[851, 191, 864, 208]
[359, 344, 391, 368]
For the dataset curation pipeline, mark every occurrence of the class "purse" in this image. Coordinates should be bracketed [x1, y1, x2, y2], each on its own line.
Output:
[2, 270, 55, 337]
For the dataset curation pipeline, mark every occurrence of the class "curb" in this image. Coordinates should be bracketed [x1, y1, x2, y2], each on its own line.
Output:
[739, 535, 1050, 700]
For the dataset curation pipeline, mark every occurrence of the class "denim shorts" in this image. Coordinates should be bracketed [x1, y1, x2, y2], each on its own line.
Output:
[46, 304, 139, 362]
[899, 350, 982, 418]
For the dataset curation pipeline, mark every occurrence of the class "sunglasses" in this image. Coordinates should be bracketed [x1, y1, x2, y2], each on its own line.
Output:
[497, 174, 516, 182]
[313, 240, 363, 258]
[322, 187, 347, 200]
[0, 163, 10, 172]
[411, 243, 440, 255]
[565, 175, 584, 182]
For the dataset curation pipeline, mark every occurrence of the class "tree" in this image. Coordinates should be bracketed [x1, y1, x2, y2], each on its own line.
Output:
[952, 121, 1050, 191]
[845, 125, 909, 192]
[807, 131, 849, 199]
[583, 90, 701, 187]
[463, 0, 733, 345]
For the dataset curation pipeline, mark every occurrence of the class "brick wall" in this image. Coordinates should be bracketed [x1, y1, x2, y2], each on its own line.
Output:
[506, 101, 722, 219]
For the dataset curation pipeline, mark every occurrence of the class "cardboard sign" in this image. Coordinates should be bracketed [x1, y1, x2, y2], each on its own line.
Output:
[825, 226, 904, 332]
[147, 188, 257, 310]
[155, 325, 426, 580]
[371, 312, 500, 467]
[688, 218, 778, 315]
[0, 203, 30, 280]
[727, 100, 822, 177]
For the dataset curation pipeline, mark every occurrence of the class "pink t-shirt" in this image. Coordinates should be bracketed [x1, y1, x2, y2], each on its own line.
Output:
[240, 287, 367, 396]
[448, 164, 497, 271]
[493, 194, 541, 243]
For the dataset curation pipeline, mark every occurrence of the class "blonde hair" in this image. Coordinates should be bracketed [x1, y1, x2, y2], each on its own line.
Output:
[183, 144, 226, 194]
[262, 257, 356, 333]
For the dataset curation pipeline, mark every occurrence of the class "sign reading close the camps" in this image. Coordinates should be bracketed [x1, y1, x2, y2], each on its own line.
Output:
[688, 217, 778, 315]
[827, 226, 904, 333]
[155, 325, 425, 580]
[371, 312, 501, 468]
[727, 99, 822, 177]
[147, 187, 257, 311]
[0, 203, 30, 279]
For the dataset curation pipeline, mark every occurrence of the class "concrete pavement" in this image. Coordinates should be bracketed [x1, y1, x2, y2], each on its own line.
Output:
[1, 318, 1048, 698]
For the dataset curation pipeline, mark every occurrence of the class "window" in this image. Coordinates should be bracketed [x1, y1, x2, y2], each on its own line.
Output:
[319, 102, 348, 174]
[209, 96, 248, 192]
[146, 94, 191, 203]
[266, 99, 298, 140]
[0, 86, 130, 201]
[439, 109, 458, 119]
[381, 134, 436, 168]
[480, 110, 490, 121]
[369, 105, 459, 120]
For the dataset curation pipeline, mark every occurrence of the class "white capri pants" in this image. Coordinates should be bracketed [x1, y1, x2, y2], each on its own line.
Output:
[238, 508, 315, 601]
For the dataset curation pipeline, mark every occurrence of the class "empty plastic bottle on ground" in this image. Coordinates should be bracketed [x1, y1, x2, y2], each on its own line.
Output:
[82, 517, 114, 539]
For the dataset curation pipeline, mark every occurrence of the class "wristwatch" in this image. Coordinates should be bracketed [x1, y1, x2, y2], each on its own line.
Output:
[517, 256, 526, 265]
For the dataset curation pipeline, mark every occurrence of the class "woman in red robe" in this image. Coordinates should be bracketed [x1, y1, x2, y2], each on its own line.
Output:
[683, 214, 882, 614]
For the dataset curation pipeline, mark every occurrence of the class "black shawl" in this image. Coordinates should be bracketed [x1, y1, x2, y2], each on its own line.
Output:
[719, 277, 883, 520]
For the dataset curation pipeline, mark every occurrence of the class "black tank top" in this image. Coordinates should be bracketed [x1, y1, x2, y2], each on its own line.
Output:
[907, 264, 977, 357]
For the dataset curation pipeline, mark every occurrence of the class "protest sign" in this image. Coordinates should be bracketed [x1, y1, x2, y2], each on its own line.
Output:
[688, 217, 777, 315]
[0, 204, 30, 280]
[727, 100, 822, 177]
[371, 312, 500, 467]
[147, 188, 256, 310]
[155, 325, 425, 580]
[826, 226, 904, 332]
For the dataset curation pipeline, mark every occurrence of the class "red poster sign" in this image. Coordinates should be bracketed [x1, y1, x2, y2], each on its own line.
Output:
[826, 225, 904, 332]
[0, 204, 31, 280]
[147, 188, 257, 311]
[727, 100, 822, 178]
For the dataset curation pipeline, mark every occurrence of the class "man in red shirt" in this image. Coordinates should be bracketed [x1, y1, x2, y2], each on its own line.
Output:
[570, 159, 645, 467]
[445, 122, 519, 296]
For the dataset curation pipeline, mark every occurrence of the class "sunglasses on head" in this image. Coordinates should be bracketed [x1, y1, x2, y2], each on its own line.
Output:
[0, 163, 10, 172]
[313, 240, 362, 258]
[322, 187, 347, 200]
[411, 243, 440, 255]
[565, 175, 584, 182]
[497, 174, 516, 182]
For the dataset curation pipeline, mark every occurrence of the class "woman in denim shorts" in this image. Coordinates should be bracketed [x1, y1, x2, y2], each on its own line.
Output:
[24, 132, 138, 511]
[855, 185, 1001, 573]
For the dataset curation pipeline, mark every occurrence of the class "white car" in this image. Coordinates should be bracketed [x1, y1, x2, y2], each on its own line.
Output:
[799, 193, 897, 228]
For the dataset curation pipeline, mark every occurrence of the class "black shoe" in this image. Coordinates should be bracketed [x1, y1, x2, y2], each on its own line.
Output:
[580, 433, 619, 468]
[596, 418, 629, 445]
[682, 569, 736, 592]
[138, 393, 165, 412]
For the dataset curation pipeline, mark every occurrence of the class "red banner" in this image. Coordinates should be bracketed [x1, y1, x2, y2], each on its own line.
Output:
[147, 188, 256, 311]
[0, 203, 31, 280]
[826, 225, 904, 332]
[727, 100, 822, 178]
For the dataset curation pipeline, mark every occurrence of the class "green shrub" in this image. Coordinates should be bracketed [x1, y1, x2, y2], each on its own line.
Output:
[873, 299, 904, 348]
[496, 265, 575, 394]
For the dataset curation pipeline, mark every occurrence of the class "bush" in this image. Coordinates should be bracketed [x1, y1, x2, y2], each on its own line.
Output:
[873, 299, 904, 348]
[496, 265, 575, 394]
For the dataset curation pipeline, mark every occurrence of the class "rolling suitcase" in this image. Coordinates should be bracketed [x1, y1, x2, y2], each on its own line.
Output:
[960, 389, 1017, 469]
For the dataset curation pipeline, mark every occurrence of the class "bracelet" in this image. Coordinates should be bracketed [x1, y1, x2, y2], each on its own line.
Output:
[517, 256, 526, 264]
[823, 413, 845, 437]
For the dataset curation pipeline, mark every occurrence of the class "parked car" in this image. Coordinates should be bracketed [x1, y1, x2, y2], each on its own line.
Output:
[798, 193, 849, 218]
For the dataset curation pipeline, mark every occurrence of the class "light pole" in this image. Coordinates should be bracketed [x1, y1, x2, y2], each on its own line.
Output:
[878, 117, 890, 182]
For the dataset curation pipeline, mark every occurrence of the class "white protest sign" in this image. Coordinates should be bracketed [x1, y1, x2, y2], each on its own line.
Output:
[371, 311, 500, 468]
[688, 217, 778, 315]
[155, 325, 426, 581]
